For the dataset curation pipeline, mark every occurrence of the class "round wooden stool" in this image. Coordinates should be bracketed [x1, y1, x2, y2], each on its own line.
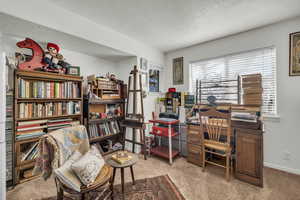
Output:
[106, 152, 139, 200]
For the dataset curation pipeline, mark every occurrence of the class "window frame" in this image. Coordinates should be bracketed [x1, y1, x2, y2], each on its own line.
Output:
[189, 46, 278, 117]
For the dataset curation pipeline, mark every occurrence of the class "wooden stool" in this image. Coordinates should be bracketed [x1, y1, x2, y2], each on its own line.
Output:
[106, 152, 138, 200]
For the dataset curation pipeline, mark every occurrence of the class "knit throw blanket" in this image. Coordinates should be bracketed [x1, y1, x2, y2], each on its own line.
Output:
[33, 125, 90, 180]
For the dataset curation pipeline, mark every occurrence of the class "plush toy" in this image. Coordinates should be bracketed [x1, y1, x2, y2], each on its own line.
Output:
[43, 43, 66, 73]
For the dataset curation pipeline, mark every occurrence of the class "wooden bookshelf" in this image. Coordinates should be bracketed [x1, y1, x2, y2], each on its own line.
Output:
[13, 69, 83, 185]
[84, 77, 126, 154]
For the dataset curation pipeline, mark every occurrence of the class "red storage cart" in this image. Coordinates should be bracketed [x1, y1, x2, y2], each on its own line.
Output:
[149, 118, 180, 164]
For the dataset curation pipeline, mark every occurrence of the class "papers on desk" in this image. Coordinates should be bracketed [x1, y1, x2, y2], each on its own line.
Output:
[231, 112, 257, 123]
[158, 118, 178, 122]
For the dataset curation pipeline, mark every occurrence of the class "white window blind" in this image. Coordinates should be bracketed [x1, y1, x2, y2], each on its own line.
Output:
[190, 47, 277, 115]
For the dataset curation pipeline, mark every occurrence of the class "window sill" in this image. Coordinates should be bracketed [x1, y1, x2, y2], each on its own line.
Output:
[262, 114, 280, 122]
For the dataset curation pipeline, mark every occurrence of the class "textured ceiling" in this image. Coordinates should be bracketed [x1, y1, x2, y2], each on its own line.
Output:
[48, 0, 300, 52]
[0, 13, 133, 61]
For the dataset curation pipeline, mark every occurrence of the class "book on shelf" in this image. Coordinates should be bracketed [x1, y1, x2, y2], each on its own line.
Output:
[47, 118, 80, 131]
[18, 119, 48, 126]
[18, 78, 81, 99]
[15, 118, 81, 140]
[16, 130, 46, 141]
[88, 120, 120, 139]
[18, 101, 81, 119]
[21, 142, 39, 162]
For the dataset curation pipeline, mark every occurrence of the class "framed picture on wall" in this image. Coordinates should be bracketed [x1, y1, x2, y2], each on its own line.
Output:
[149, 69, 159, 92]
[173, 57, 184, 85]
[140, 57, 148, 71]
[289, 32, 300, 76]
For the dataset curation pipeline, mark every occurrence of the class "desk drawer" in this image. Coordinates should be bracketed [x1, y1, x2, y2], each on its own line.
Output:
[187, 129, 202, 144]
[187, 144, 202, 166]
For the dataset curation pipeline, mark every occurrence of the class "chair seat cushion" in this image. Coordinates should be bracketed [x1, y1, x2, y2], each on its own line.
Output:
[80, 164, 113, 192]
[204, 140, 231, 152]
[71, 145, 105, 186]
[54, 151, 83, 192]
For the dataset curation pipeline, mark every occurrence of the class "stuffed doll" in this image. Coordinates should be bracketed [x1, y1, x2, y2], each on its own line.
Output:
[43, 43, 66, 73]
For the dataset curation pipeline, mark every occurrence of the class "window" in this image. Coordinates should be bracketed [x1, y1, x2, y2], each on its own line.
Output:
[190, 47, 277, 115]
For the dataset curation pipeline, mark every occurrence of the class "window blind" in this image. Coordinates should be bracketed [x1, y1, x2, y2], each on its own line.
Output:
[190, 47, 277, 115]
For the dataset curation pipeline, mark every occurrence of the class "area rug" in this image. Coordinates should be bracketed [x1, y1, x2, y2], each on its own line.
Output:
[41, 175, 185, 200]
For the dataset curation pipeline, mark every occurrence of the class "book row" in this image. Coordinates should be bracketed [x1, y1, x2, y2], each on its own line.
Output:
[89, 120, 120, 138]
[20, 142, 39, 162]
[16, 119, 80, 141]
[18, 79, 81, 99]
[18, 102, 81, 119]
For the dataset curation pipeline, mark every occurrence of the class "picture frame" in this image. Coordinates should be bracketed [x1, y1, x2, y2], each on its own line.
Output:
[67, 66, 80, 76]
[149, 69, 160, 92]
[289, 32, 300, 76]
[173, 57, 184, 85]
[140, 57, 148, 71]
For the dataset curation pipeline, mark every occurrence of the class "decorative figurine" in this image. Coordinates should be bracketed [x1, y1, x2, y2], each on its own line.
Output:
[43, 43, 66, 73]
[16, 38, 45, 70]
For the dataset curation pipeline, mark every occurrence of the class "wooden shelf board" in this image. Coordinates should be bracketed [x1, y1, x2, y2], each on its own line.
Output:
[88, 117, 124, 124]
[89, 99, 125, 104]
[89, 133, 120, 143]
[149, 131, 179, 137]
[16, 114, 82, 121]
[17, 98, 82, 102]
[150, 146, 179, 159]
[16, 69, 83, 82]
[19, 174, 41, 184]
[15, 136, 42, 143]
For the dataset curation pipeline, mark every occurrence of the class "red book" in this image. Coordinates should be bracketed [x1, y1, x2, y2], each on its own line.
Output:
[17, 124, 42, 129]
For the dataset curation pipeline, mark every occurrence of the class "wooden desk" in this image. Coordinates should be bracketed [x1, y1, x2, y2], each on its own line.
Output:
[186, 121, 263, 187]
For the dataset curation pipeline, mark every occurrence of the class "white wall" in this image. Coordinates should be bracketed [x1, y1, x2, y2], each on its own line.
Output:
[115, 56, 164, 122]
[60, 49, 118, 92]
[165, 16, 300, 174]
[0, 32, 6, 200]
[2, 34, 118, 92]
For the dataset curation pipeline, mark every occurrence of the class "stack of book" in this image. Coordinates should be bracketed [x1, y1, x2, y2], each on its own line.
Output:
[18, 79, 81, 99]
[18, 101, 81, 119]
[16, 120, 47, 141]
[20, 142, 39, 162]
[89, 120, 120, 138]
[6, 92, 13, 182]
[47, 118, 80, 131]
[241, 74, 262, 105]
[111, 151, 132, 164]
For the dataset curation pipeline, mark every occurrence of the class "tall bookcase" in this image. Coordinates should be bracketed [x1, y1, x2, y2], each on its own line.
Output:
[13, 69, 83, 184]
[84, 78, 126, 155]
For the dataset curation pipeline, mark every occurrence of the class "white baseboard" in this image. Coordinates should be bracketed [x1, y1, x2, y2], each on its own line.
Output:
[264, 162, 300, 175]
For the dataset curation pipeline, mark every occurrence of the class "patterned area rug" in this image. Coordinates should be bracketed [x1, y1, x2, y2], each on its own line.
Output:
[41, 175, 185, 200]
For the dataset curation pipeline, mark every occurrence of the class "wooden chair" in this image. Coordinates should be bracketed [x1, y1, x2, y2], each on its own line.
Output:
[42, 126, 114, 200]
[200, 106, 232, 181]
[56, 165, 113, 200]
